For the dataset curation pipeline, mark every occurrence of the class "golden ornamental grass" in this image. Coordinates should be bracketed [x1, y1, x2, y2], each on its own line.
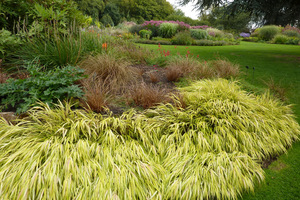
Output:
[0, 79, 299, 199]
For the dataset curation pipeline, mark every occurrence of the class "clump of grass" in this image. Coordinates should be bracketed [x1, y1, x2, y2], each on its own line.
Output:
[79, 54, 139, 91]
[209, 59, 240, 78]
[264, 78, 287, 101]
[80, 76, 114, 113]
[127, 82, 170, 108]
[146, 79, 300, 161]
[166, 56, 214, 80]
[166, 56, 199, 81]
[0, 71, 9, 83]
[165, 66, 183, 82]
[149, 72, 159, 83]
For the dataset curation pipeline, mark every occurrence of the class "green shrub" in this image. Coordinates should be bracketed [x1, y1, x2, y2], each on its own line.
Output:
[206, 28, 224, 38]
[171, 31, 194, 45]
[0, 29, 22, 59]
[101, 14, 114, 27]
[242, 37, 259, 42]
[190, 29, 209, 39]
[0, 63, 85, 113]
[129, 24, 143, 34]
[139, 29, 152, 39]
[158, 23, 178, 38]
[282, 30, 300, 38]
[286, 37, 300, 45]
[258, 25, 281, 41]
[273, 34, 288, 44]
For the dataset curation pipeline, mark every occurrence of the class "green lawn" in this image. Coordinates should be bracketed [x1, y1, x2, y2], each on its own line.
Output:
[142, 41, 300, 200]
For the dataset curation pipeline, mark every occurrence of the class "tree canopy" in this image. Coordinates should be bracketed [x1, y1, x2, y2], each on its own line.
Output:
[179, 0, 300, 26]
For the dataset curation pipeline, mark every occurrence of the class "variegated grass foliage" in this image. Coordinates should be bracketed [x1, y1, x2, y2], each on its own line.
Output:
[0, 79, 299, 199]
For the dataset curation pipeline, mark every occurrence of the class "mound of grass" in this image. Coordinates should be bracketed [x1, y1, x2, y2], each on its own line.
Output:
[0, 79, 299, 199]
[147, 79, 299, 161]
[79, 54, 139, 91]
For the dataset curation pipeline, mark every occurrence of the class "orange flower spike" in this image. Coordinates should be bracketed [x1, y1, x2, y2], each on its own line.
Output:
[102, 42, 107, 51]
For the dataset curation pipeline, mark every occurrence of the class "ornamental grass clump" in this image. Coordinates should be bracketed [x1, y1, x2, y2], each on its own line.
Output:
[147, 79, 299, 161]
[158, 23, 178, 38]
[79, 54, 140, 92]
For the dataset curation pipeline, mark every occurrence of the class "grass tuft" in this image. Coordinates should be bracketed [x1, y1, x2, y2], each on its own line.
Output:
[127, 82, 171, 108]
[79, 54, 139, 92]
[80, 76, 113, 113]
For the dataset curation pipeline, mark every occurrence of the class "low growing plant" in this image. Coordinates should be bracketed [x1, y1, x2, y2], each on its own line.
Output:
[0, 62, 85, 113]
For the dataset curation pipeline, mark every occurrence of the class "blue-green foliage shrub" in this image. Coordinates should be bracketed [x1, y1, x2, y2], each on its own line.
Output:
[171, 31, 194, 45]
[272, 34, 288, 44]
[190, 29, 209, 40]
[159, 23, 178, 38]
[139, 29, 152, 39]
[258, 25, 281, 41]
[282, 30, 300, 38]
[0, 63, 85, 113]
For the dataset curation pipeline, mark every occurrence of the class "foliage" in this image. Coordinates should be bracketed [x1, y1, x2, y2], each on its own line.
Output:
[158, 23, 178, 38]
[0, 63, 84, 113]
[141, 20, 190, 37]
[258, 25, 281, 41]
[283, 30, 300, 38]
[0, 75, 299, 198]
[73, 0, 105, 22]
[139, 29, 152, 39]
[103, 2, 122, 26]
[209, 59, 240, 78]
[127, 83, 171, 108]
[117, 0, 174, 21]
[206, 28, 224, 38]
[11, 32, 108, 68]
[272, 34, 288, 44]
[179, 0, 300, 26]
[282, 25, 300, 37]
[171, 31, 194, 45]
[79, 54, 139, 92]
[199, 6, 251, 32]
[101, 14, 114, 27]
[129, 24, 143, 34]
[81, 76, 113, 113]
[148, 79, 300, 161]
[190, 29, 209, 39]
[0, 29, 22, 60]
[31, 2, 89, 36]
